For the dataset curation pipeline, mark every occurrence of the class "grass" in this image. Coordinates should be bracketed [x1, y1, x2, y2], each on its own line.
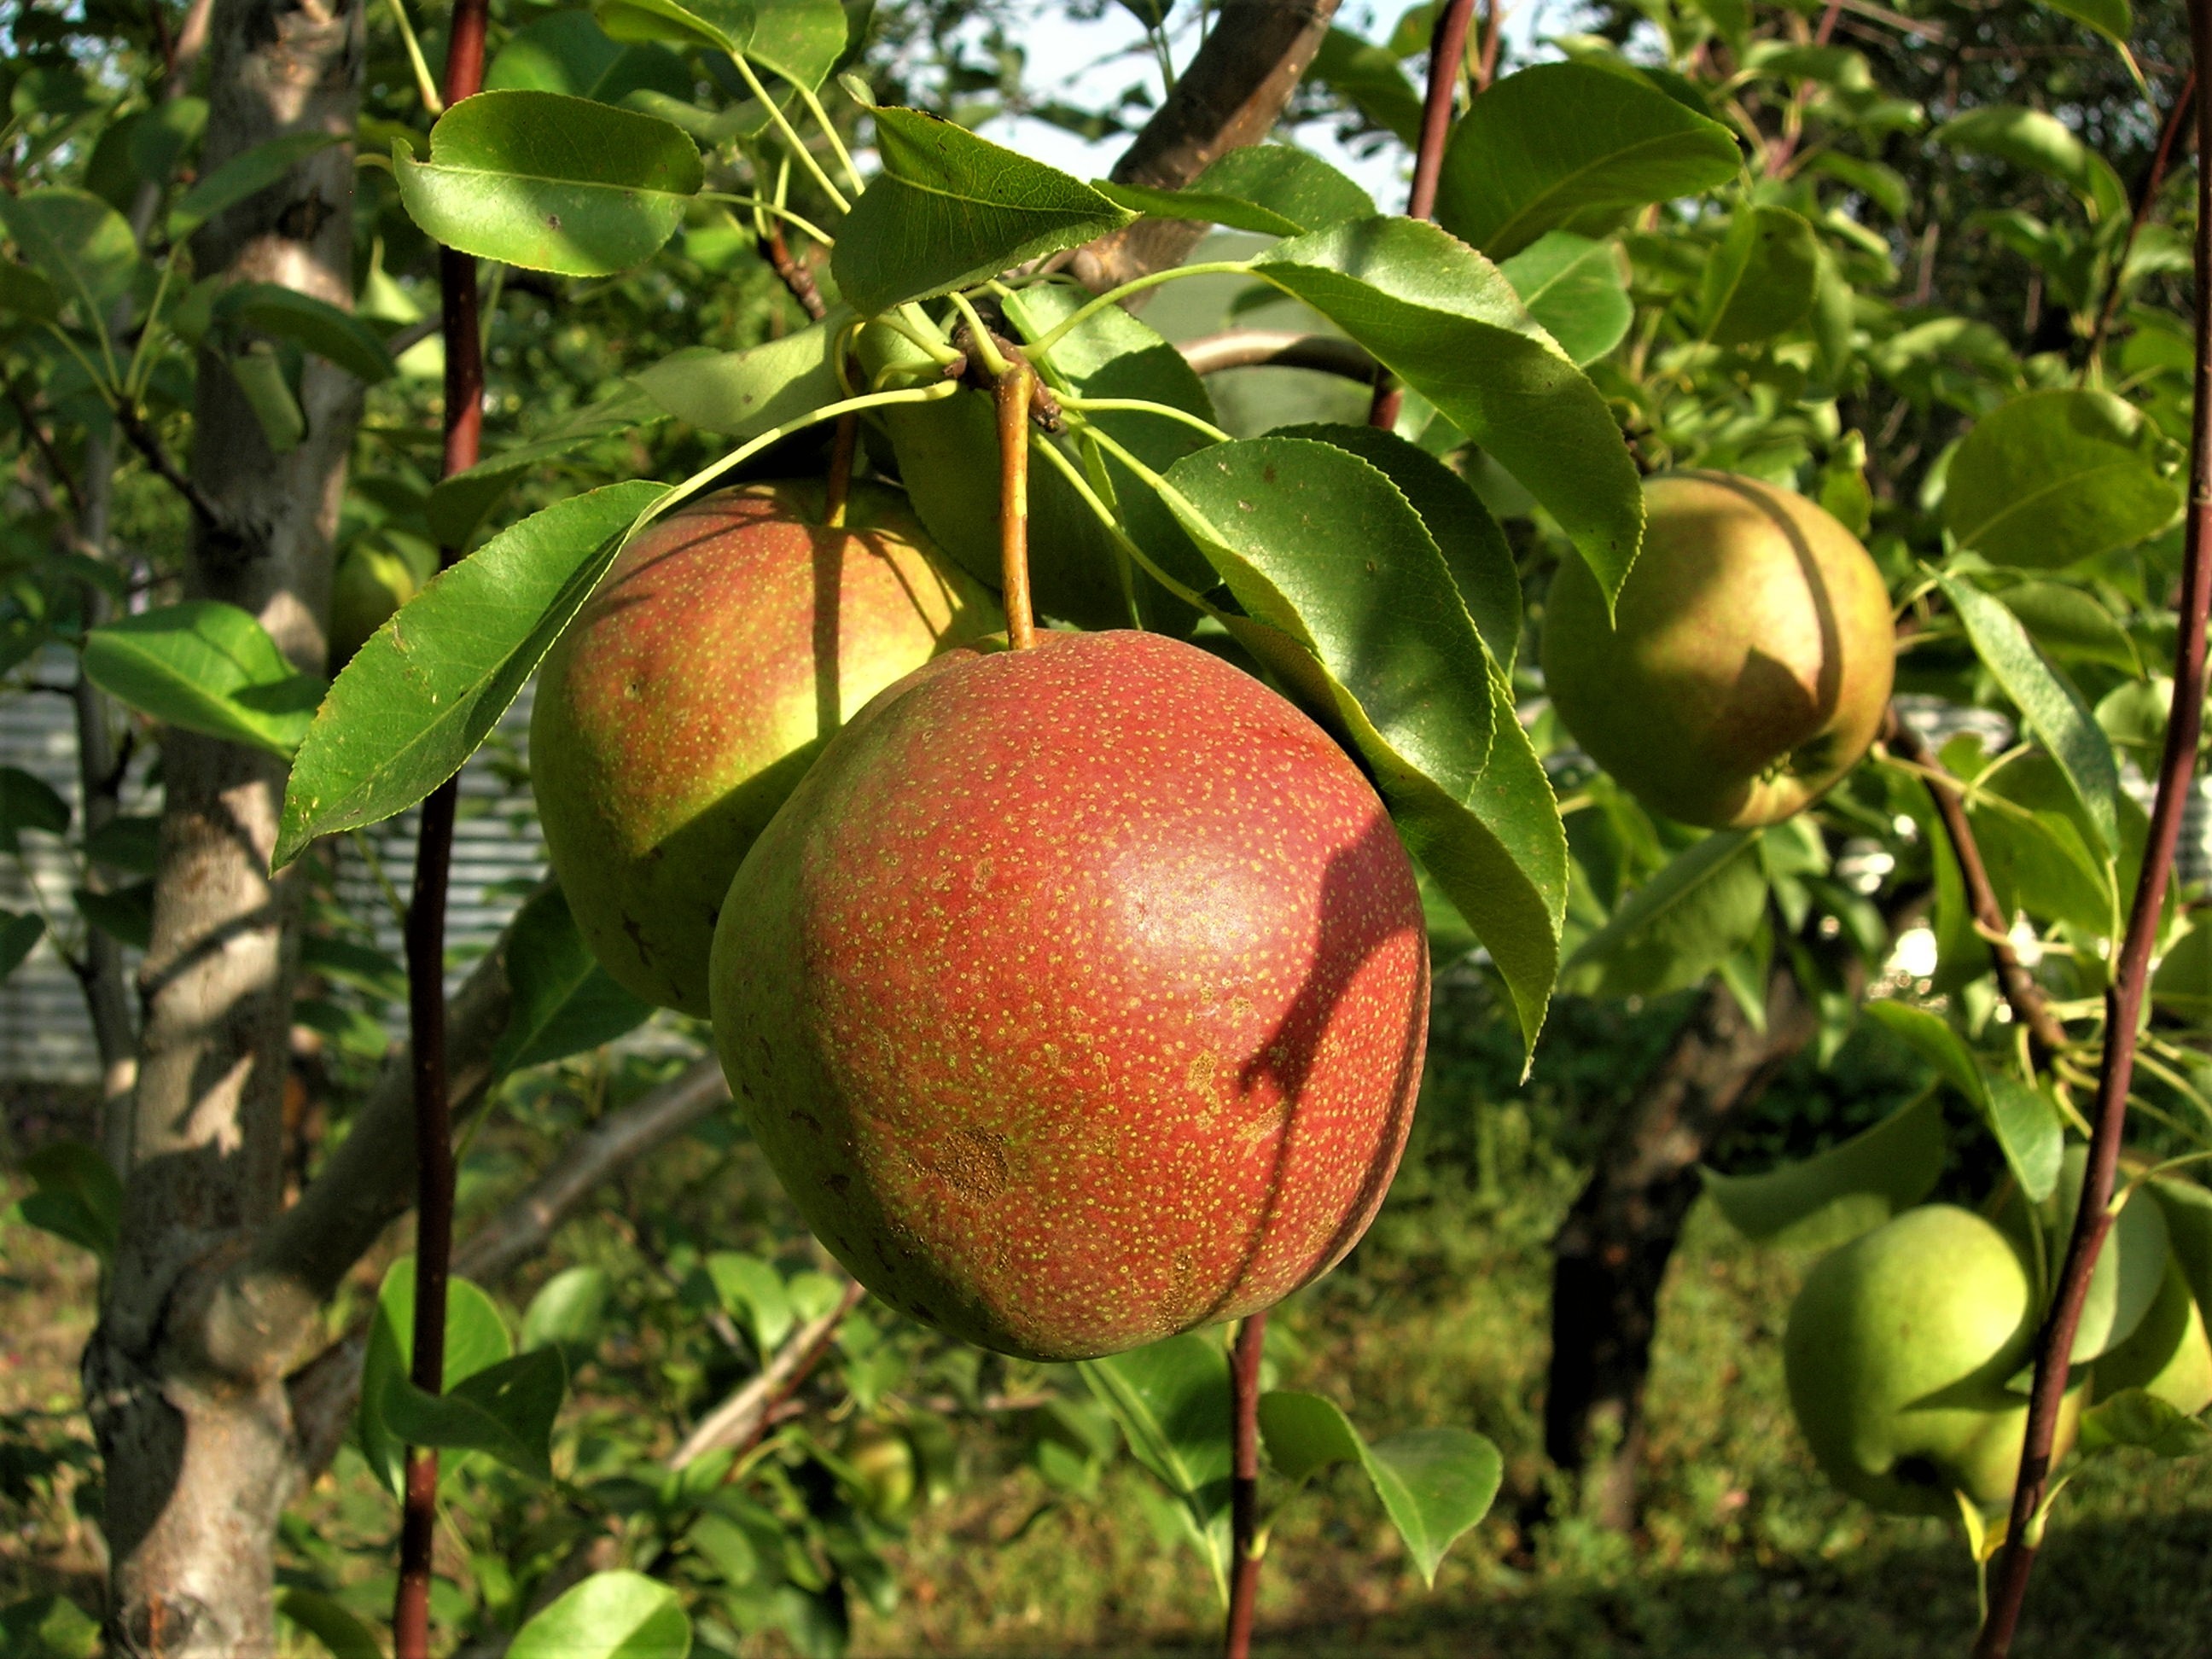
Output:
[6, 978, 2212, 1656]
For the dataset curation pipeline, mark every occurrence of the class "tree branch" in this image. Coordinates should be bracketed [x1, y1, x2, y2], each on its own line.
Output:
[668, 1278, 866, 1469]
[1179, 329, 1376, 380]
[1882, 707, 2069, 1060]
[116, 401, 227, 532]
[1976, 3, 2212, 1646]
[1074, 0, 1344, 289]
[2084, 68, 2196, 379]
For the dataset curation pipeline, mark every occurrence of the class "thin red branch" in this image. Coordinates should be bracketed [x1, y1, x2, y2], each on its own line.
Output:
[1882, 709, 2069, 1059]
[1371, 0, 1478, 429]
[117, 402, 225, 529]
[1974, 3, 2212, 1648]
[2085, 69, 2197, 378]
[393, 3, 490, 1655]
[1223, 1313, 1266, 1659]
[760, 229, 827, 321]
[995, 364, 1037, 649]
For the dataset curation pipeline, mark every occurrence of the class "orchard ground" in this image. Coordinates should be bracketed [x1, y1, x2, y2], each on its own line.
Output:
[6, 981, 2209, 1657]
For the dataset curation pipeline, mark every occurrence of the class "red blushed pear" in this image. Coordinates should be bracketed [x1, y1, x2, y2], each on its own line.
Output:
[710, 630, 1429, 1361]
[1541, 472, 1896, 829]
[531, 480, 997, 1015]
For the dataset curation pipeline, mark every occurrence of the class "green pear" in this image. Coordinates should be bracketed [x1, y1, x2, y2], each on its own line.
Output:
[710, 629, 1429, 1361]
[839, 1420, 919, 1520]
[531, 480, 995, 1015]
[329, 545, 418, 667]
[1540, 471, 1895, 828]
[1784, 1204, 2081, 1515]
[2093, 1256, 2212, 1415]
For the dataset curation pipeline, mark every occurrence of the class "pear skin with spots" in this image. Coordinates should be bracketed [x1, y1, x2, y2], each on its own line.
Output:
[1542, 472, 1895, 829]
[711, 630, 1429, 1360]
[531, 480, 997, 1015]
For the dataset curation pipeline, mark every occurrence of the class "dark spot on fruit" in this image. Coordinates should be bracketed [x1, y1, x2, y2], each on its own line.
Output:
[935, 1128, 1011, 1199]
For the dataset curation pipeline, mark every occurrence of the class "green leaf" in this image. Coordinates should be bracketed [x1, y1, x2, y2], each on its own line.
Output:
[1160, 436, 1565, 1051]
[486, 10, 695, 104]
[2078, 1387, 2212, 1458]
[2153, 921, 2212, 1021]
[1863, 1001, 2063, 1202]
[746, 0, 852, 92]
[301, 934, 405, 999]
[395, 90, 701, 276]
[0, 911, 44, 979]
[1703, 1088, 1946, 1249]
[277, 1591, 384, 1659]
[167, 132, 343, 238]
[227, 346, 306, 454]
[703, 1252, 794, 1353]
[1942, 388, 2183, 569]
[830, 107, 1132, 315]
[1435, 62, 1741, 259]
[1078, 1334, 1233, 1592]
[521, 1265, 614, 1353]
[5, 1141, 120, 1262]
[492, 883, 655, 1074]
[633, 311, 847, 434]
[74, 882, 154, 950]
[276, 481, 668, 868]
[593, 0, 754, 54]
[1308, 27, 1423, 146]
[0, 188, 138, 327]
[1935, 569, 2123, 855]
[381, 1348, 567, 1481]
[1807, 151, 1911, 218]
[1999, 579, 2139, 673]
[1563, 830, 1767, 998]
[1697, 205, 1819, 346]
[217, 284, 395, 383]
[2032, 0, 2133, 54]
[509, 1571, 690, 1659]
[1497, 230, 1633, 365]
[0, 765, 71, 853]
[1092, 179, 1306, 238]
[357, 1255, 513, 1495]
[1191, 144, 1377, 231]
[1251, 216, 1644, 604]
[1936, 105, 2127, 220]
[0, 259, 61, 323]
[1273, 422, 1521, 671]
[1255, 1393, 1501, 1586]
[0, 1596, 99, 1659]
[83, 602, 325, 757]
[424, 386, 665, 548]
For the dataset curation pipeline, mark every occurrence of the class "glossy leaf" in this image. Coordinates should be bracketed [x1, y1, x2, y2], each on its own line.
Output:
[381, 1348, 567, 1481]
[83, 602, 325, 757]
[509, 1572, 690, 1659]
[521, 1265, 614, 1353]
[1698, 205, 1819, 346]
[6, 1141, 120, 1262]
[1936, 569, 2123, 854]
[1563, 830, 1767, 998]
[593, 0, 753, 54]
[1256, 1392, 1501, 1586]
[1498, 230, 1633, 365]
[357, 1256, 514, 1494]
[1273, 422, 1521, 670]
[0, 189, 137, 327]
[1942, 388, 2182, 569]
[633, 311, 847, 434]
[1161, 437, 1565, 1049]
[1703, 1088, 1947, 1249]
[1251, 216, 1644, 603]
[831, 107, 1132, 315]
[395, 90, 701, 276]
[486, 10, 694, 104]
[1435, 62, 1740, 258]
[275, 481, 668, 868]
[492, 884, 655, 1075]
[166, 132, 342, 237]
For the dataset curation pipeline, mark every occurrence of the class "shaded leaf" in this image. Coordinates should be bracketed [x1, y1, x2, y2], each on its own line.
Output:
[1703, 1088, 1947, 1249]
[0, 911, 44, 980]
[2078, 1388, 2212, 1458]
[1936, 104, 2127, 219]
[5, 1141, 120, 1262]
[1564, 830, 1766, 998]
[218, 284, 395, 383]
[277, 1591, 384, 1659]
[0, 766, 71, 852]
[1698, 205, 1819, 346]
[486, 11, 695, 105]
[381, 1348, 567, 1481]
[1308, 27, 1423, 146]
[358, 1256, 513, 1495]
[0, 189, 138, 327]
[492, 884, 655, 1075]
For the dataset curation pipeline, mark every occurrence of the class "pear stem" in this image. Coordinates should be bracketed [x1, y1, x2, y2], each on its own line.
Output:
[824, 412, 859, 529]
[1975, 3, 2212, 1649]
[1224, 1312, 1267, 1659]
[996, 364, 1037, 649]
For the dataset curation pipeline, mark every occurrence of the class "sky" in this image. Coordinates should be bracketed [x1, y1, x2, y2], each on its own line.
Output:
[972, 0, 1564, 202]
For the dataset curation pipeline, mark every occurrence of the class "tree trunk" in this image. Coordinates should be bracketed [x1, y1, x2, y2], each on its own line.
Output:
[84, 0, 364, 1651]
[1542, 967, 1818, 1530]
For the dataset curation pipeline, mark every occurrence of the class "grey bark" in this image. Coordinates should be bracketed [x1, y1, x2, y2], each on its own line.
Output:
[84, 0, 365, 1651]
